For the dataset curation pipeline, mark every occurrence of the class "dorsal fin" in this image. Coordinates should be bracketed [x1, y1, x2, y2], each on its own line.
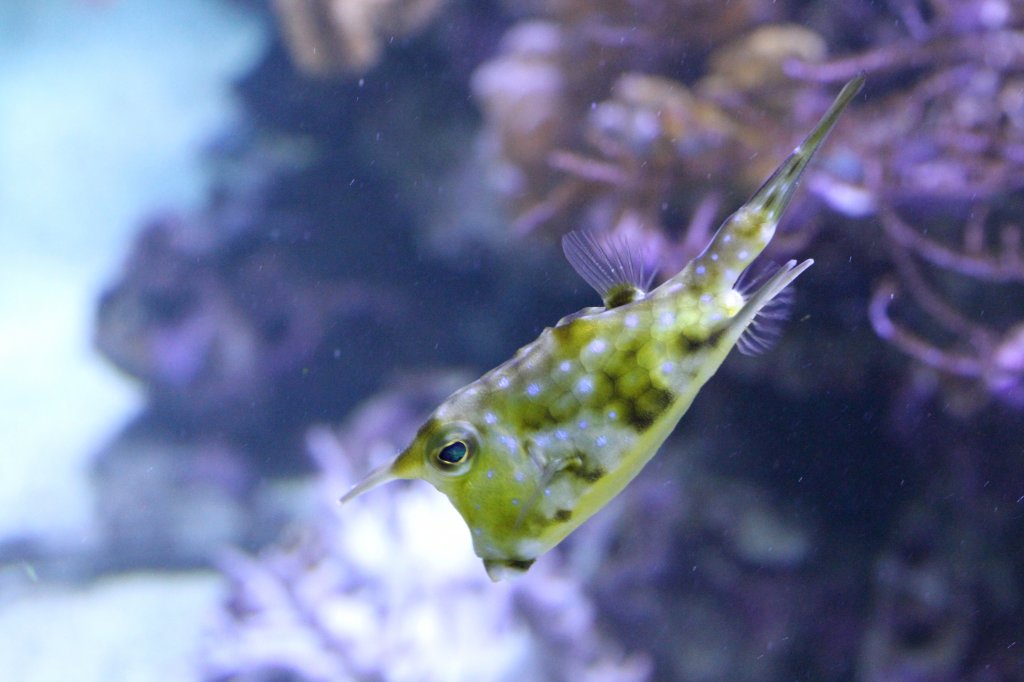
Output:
[561, 230, 654, 308]
[736, 262, 797, 356]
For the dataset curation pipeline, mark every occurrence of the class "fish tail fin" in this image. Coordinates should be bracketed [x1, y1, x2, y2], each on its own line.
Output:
[684, 75, 864, 291]
[746, 73, 865, 225]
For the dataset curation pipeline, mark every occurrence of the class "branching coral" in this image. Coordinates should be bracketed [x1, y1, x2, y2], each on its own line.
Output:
[869, 202, 1024, 413]
[465, 0, 1024, 423]
[778, 3, 1024, 414]
[472, 20, 839, 246]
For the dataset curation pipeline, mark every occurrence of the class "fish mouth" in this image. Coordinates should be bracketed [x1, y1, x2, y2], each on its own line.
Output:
[483, 557, 536, 581]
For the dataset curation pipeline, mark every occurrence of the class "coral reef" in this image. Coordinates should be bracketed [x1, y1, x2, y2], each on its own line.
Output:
[786, 0, 1024, 416]
[464, 0, 1024, 424]
[464, 0, 1024, 422]
[470, 19, 840, 253]
[869, 206, 1024, 414]
[16, 0, 1019, 680]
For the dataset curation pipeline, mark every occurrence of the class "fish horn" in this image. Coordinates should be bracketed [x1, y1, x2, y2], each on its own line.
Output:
[340, 460, 401, 503]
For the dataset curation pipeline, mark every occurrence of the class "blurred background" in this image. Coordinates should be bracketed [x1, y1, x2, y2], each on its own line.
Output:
[1, 0, 1022, 680]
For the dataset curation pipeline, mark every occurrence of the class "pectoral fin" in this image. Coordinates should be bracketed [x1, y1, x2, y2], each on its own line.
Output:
[727, 258, 813, 353]
[735, 262, 798, 356]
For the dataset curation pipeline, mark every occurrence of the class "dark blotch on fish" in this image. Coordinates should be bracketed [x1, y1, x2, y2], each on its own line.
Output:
[630, 387, 674, 431]
[572, 462, 606, 482]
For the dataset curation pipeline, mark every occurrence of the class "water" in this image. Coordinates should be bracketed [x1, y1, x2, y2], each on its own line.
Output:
[1, 1, 1021, 680]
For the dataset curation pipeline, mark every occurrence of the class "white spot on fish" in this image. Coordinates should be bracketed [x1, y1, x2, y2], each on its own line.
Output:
[511, 498, 520, 506]
[514, 471, 525, 482]
[487, 469, 495, 479]
[711, 253, 719, 261]
[559, 360, 571, 372]
[527, 383, 540, 396]
[661, 361, 675, 374]
[659, 311, 675, 326]
[555, 429, 568, 440]
[484, 411, 497, 424]
[500, 435, 517, 451]
[696, 265, 706, 276]
[723, 234, 732, 243]
[497, 376, 510, 389]
[738, 250, 749, 259]
[544, 488, 551, 497]
[473, 527, 482, 536]
[576, 377, 593, 394]
[578, 419, 588, 429]
[700, 294, 712, 303]
[596, 435, 608, 447]
[588, 339, 607, 354]
[607, 409, 618, 421]
[625, 314, 639, 328]
[465, 387, 478, 397]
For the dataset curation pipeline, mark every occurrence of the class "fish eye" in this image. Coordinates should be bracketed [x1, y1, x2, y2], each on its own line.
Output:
[437, 440, 468, 465]
[427, 422, 478, 474]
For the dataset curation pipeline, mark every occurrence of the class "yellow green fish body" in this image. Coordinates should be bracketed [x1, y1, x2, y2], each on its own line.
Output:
[343, 76, 864, 580]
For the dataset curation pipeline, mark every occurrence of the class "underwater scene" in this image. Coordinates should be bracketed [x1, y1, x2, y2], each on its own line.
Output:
[1, 0, 1023, 680]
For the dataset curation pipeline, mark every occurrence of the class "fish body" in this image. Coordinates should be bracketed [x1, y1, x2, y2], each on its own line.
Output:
[343, 76, 864, 580]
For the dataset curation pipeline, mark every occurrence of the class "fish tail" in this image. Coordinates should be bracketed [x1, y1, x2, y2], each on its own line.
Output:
[684, 75, 864, 291]
[746, 74, 865, 225]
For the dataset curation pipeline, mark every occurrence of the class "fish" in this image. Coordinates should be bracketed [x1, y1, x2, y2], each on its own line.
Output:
[342, 75, 865, 581]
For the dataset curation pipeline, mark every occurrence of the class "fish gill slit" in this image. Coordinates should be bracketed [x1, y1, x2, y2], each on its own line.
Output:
[629, 387, 674, 431]
[515, 447, 564, 528]
[567, 450, 606, 482]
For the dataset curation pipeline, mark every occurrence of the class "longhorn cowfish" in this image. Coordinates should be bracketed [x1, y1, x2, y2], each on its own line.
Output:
[342, 75, 864, 580]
